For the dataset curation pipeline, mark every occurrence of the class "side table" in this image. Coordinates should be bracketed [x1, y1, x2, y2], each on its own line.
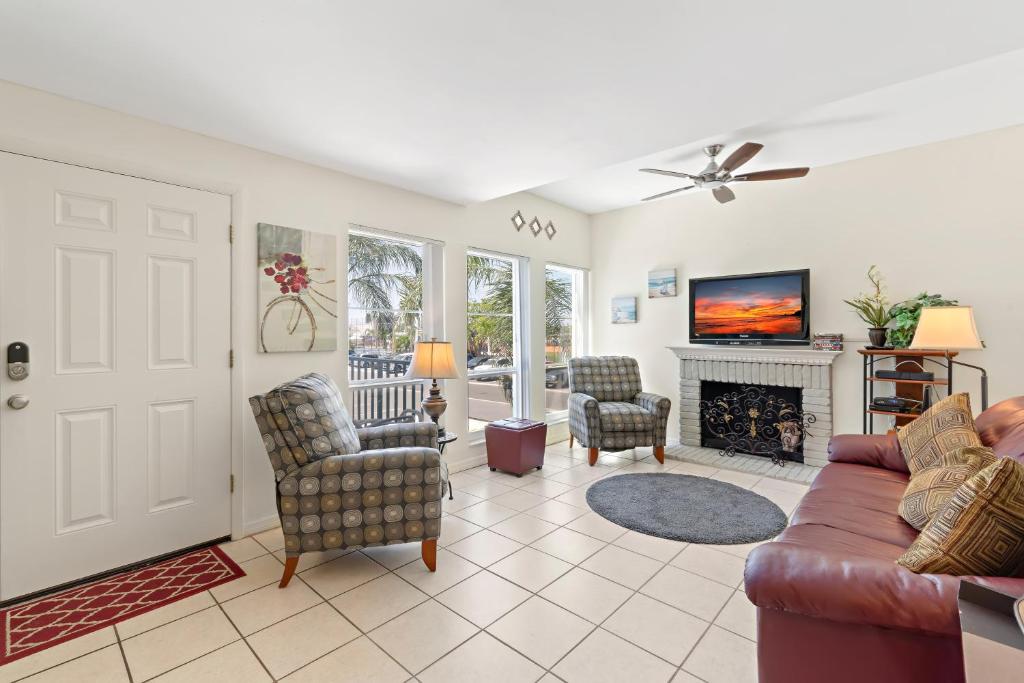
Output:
[438, 432, 457, 501]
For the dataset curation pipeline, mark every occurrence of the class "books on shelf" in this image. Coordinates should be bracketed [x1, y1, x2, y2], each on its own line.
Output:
[812, 332, 844, 351]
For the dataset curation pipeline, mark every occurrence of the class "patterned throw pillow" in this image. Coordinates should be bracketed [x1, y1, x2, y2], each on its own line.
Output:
[897, 393, 982, 475]
[898, 458, 1024, 576]
[276, 372, 361, 461]
[897, 446, 997, 530]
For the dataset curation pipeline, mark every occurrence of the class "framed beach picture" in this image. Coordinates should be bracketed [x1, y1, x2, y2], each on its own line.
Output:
[611, 296, 638, 324]
[648, 268, 677, 298]
[257, 222, 338, 352]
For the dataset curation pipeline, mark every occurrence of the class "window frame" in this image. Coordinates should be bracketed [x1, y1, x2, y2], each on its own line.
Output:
[346, 225, 444, 391]
[466, 248, 530, 434]
[544, 263, 589, 423]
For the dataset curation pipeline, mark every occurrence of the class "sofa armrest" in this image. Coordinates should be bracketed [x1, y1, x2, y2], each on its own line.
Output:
[357, 421, 438, 451]
[633, 392, 671, 447]
[827, 433, 908, 473]
[745, 541, 962, 637]
[569, 393, 601, 447]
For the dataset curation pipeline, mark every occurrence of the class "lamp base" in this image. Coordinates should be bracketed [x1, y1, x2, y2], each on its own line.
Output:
[421, 380, 447, 437]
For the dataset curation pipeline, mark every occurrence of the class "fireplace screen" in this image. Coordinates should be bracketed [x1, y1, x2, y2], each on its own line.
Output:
[699, 382, 814, 465]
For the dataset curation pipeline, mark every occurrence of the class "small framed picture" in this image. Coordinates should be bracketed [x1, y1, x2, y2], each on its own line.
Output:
[648, 268, 677, 298]
[611, 296, 638, 324]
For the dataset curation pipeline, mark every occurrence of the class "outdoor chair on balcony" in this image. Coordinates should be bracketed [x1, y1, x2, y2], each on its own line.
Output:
[249, 372, 447, 587]
[567, 356, 671, 466]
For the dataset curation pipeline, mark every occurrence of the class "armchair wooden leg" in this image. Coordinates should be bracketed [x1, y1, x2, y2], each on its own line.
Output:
[279, 556, 299, 588]
[588, 448, 599, 466]
[569, 433, 574, 448]
[422, 539, 437, 572]
[654, 445, 665, 464]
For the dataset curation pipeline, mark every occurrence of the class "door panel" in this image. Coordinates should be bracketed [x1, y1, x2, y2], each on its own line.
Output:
[0, 152, 232, 600]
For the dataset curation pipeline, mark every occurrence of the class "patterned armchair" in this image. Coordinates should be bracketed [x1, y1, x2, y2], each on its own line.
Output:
[249, 372, 446, 588]
[567, 356, 671, 466]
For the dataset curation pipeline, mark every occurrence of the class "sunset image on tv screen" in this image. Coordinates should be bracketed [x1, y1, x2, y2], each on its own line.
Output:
[693, 274, 803, 336]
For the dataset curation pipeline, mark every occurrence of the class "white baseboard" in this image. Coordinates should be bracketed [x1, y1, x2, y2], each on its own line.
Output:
[241, 513, 280, 539]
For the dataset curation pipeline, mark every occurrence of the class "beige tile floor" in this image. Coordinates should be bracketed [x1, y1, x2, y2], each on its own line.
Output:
[0, 441, 810, 683]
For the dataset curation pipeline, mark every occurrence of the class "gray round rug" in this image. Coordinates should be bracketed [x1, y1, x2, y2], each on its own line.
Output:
[585, 473, 787, 544]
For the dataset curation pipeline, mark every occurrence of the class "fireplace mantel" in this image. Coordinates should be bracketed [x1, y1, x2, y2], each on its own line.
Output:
[668, 345, 842, 467]
[668, 345, 842, 366]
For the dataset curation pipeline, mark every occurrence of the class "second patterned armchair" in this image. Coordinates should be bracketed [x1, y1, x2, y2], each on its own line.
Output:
[249, 372, 446, 587]
[567, 356, 671, 466]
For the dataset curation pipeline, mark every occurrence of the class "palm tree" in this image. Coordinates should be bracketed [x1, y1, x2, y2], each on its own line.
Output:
[348, 234, 422, 351]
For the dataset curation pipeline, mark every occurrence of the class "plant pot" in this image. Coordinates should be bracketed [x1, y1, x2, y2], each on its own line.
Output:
[868, 327, 888, 347]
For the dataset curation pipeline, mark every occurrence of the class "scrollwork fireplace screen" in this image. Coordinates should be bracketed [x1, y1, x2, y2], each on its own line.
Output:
[699, 383, 816, 466]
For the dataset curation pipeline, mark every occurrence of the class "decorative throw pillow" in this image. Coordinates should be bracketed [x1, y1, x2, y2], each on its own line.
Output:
[276, 372, 361, 461]
[898, 446, 997, 530]
[897, 458, 1024, 576]
[898, 393, 982, 475]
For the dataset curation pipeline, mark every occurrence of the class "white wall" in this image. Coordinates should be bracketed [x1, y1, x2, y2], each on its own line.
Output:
[0, 80, 591, 534]
[590, 125, 1024, 443]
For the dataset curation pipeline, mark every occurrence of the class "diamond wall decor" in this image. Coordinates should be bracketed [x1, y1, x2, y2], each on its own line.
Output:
[544, 221, 557, 240]
[529, 217, 543, 236]
[511, 210, 526, 231]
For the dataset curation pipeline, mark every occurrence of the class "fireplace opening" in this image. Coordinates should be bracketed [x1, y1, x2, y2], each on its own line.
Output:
[699, 381, 805, 463]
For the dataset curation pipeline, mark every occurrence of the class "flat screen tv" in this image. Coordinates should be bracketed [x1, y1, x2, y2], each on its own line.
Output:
[689, 269, 810, 346]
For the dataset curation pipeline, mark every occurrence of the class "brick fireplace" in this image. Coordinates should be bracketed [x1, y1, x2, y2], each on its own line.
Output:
[669, 346, 842, 467]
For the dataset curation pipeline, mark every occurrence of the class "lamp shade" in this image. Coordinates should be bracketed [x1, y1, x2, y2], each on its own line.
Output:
[409, 339, 460, 379]
[909, 306, 984, 350]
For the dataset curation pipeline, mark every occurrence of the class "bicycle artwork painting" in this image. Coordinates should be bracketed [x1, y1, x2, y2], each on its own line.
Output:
[257, 222, 338, 352]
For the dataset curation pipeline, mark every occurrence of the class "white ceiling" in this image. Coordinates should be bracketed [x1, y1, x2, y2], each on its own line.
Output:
[0, 1, 1023, 209]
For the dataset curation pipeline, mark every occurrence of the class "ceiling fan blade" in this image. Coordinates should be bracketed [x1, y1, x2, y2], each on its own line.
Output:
[719, 142, 764, 174]
[641, 185, 694, 202]
[639, 168, 695, 179]
[734, 167, 810, 181]
[712, 186, 736, 204]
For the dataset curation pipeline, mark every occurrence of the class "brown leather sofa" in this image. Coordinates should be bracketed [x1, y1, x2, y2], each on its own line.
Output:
[745, 396, 1024, 683]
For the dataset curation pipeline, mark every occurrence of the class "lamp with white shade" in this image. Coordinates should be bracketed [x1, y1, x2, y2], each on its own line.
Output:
[409, 338, 460, 435]
[909, 306, 988, 410]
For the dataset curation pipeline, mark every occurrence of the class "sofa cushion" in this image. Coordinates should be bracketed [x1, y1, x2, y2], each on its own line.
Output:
[898, 458, 1024, 576]
[792, 489, 919, 548]
[898, 446, 997, 530]
[975, 395, 1024, 463]
[897, 393, 982, 474]
[598, 402, 655, 432]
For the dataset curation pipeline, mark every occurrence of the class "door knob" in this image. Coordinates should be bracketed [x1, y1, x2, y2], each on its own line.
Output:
[7, 394, 29, 410]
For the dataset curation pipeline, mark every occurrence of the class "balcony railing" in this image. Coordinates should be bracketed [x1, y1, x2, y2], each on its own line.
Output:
[348, 355, 425, 428]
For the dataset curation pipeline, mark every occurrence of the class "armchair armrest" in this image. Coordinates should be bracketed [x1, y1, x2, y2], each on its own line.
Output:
[633, 392, 671, 447]
[357, 421, 438, 451]
[275, 446, 444, 554]
[569, 392, 601, 447]
[827, 433, 908, 473]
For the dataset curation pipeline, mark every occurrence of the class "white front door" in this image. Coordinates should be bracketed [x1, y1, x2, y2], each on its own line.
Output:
[0, 152, 232, 601]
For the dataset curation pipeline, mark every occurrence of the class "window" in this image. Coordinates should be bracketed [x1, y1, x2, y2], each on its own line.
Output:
[544, 264, 587, 419]
[347, 228, 441, 427]
[467, 250, 525, 432]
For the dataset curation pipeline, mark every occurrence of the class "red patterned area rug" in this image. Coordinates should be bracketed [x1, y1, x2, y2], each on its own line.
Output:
[0, 546, 244, 665]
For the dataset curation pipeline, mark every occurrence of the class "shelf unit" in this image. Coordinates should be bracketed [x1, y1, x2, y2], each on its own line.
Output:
[858, 348, 957, 433]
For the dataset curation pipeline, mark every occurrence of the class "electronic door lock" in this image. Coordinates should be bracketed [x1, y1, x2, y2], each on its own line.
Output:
[7, 342, 29, 381]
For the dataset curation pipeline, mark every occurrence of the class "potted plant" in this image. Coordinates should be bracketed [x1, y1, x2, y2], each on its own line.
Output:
[844, 265, 893, 347]
[887, 293, 959, 348]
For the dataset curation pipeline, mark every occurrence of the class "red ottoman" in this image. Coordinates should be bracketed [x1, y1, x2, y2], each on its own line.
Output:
[485, 418, 547, 477]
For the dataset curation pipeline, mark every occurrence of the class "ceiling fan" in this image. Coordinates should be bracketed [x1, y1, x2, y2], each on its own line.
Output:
[639, 142, 809, 204]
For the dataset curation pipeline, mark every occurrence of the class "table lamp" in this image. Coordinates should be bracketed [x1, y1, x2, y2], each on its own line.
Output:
[909, 306, 988, 410]
[409, 338, 460, 435]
